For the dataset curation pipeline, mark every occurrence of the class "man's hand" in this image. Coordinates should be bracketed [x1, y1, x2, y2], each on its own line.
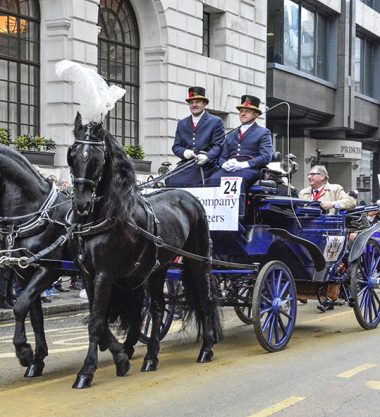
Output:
[196, 153, 208, 165]
[222, 158, 237, 172]
[233, 161, 250, 171]
[320, 201, 334, 210]
[183, 149, 196, 159]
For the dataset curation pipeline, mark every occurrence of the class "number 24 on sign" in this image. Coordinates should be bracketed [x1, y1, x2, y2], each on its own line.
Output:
[221, 177, 242, 198]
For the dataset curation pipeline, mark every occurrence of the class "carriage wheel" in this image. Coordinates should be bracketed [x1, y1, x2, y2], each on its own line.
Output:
[139, 279, 175, 344]
[234, 278, 254, 325]
[350, 238, 380, 330]
[252, 261, 297, 352]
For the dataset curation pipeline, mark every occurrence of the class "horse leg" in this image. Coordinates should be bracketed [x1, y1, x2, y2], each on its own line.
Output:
[122, 285, 145, 360]
[13, 270, 52, 370]
[141, 270, 166, 372]
[183, 259, 222, 363]
[24, 298, 48, 377]
[73, 272, 122, 389]
[99, 328, 130, 377]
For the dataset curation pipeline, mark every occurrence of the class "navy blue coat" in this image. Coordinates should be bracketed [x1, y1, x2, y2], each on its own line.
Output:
[219, 123, 272, 169]
[168, 111, 225, 187]
[205, 123, 273, 192]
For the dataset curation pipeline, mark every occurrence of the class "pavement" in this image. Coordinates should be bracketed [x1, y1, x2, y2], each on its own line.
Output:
[0, 279, 89, 322]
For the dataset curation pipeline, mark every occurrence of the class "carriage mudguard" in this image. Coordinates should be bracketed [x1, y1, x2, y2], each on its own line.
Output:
[348, 222, 380, 263]
[268, 228, 326, 272]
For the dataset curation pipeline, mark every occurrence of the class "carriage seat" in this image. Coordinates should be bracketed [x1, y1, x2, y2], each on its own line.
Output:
[248, 151, 282, 195]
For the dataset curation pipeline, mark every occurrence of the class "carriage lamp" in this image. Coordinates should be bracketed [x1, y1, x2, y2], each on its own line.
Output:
[281, 153, 298, 175]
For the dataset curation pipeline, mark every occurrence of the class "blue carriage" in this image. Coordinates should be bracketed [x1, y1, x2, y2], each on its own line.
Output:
[145, 172, 380, 353]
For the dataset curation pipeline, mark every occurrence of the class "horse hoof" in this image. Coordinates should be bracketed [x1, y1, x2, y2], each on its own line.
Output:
[116, 357, 130, 376]
[197, 350, 213, 363]
[141, 358, 158, 372]
[24, 362, 45, 378]
[72, 373, 93, 389]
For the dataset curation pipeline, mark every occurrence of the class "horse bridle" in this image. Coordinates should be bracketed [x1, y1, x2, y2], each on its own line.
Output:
[70, 123, 107, 209]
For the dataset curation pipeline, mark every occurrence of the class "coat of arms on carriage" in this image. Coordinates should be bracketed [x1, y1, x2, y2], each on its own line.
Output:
[323, 236, 345, 262]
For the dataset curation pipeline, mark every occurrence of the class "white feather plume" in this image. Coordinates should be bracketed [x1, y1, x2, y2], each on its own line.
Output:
[55, 60, 126, 123]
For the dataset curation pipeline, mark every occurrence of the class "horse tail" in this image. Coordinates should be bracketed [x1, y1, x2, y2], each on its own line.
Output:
[107, 283, 145, 334]
[181, 213, 223, 343]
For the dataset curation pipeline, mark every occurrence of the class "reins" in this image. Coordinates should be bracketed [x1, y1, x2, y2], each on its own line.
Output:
[137, 122, 246, 189]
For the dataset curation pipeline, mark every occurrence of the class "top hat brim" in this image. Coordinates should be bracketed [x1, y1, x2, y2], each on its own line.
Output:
[236, 104, 262, 114]
[185, 95, 209, 104]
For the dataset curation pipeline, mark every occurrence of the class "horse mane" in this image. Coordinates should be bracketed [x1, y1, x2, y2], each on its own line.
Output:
[100, 130, 141, 225]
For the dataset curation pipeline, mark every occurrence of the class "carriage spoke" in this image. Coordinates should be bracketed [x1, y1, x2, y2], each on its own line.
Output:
[260, 306, 272, 318]
[278, 280, 290, 299]
[278, 315, 287, 335]
[262, 311, 274, 332]
[267, 314, 275, 343]
[274, 316, 280, 344]
[275, 271, 283, 295]
[265, 280, 274, 300]
[373, 290, 380, 305]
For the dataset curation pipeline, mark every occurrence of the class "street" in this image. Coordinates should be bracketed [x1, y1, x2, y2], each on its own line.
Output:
[1, 302, 380, 417]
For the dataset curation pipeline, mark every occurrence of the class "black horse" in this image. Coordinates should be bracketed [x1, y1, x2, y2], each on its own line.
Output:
[67, 112, 223, 389]
[0, 144, 142, 383]
[0, 144, 72, 377]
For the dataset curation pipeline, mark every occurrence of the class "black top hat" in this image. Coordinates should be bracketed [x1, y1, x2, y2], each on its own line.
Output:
[185, 86, 209, 104]
[236, 95, 262, 114]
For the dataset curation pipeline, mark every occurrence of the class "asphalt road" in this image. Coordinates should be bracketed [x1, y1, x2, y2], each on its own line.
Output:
[1, 302, 380, 417]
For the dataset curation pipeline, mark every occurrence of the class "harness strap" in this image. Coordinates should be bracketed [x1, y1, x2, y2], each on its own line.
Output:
[134, 225, 257, 270]
[21, 224, 76, 267]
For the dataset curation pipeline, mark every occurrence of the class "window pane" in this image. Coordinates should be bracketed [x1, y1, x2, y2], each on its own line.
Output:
[300, 7, 314, 74]
[316, 14, 327, 79]
[363, 39, 373, 96]
[354, 37, 361, 92]
[99, 0, 139, 146]
[284, 0, 299, 68]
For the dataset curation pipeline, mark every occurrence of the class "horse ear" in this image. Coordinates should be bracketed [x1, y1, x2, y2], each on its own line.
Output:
[74, 112, 82, 132]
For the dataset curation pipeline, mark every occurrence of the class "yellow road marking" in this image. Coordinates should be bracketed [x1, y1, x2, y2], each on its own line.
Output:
[302, 310, 351, 325]
[367, 380, 380, 390]
[248, 396, 305, 417]
[337, 363, 377, 378]
[0, 344, 89, 359]
[0, 312, 87, 328]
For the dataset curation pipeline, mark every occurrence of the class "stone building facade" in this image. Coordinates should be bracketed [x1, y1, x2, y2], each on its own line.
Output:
[1, 0, 268, 177]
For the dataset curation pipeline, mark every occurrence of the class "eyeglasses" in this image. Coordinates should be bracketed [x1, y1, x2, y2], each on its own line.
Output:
[308, 172, 322, 176]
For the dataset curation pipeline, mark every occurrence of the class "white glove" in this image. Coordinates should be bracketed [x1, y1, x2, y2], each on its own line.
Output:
[196, 153, 208, 166]
[233, 161, 250, 171]
[222, 158, 237, 172]
[222, 161, 235, 172]
[183, 149, 196, 159]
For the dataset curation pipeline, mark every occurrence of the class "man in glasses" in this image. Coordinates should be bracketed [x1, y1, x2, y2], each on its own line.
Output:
[299, 165, 356, 214]
[300, 165, 356, 311]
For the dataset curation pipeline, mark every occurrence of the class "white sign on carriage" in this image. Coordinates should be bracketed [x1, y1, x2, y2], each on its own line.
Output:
[181, 177, 242, 231]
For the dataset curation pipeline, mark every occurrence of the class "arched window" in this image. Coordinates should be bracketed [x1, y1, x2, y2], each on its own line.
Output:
[0, 0, 40, 138]
[98, 0, 139, 145]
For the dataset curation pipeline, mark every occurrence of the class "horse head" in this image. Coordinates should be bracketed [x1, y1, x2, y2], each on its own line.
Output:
[68, 112, 107, 218]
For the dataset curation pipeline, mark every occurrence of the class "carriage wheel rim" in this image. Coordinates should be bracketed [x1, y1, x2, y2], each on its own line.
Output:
[253, 261, 297, 351]
[352, 241, 380, 328]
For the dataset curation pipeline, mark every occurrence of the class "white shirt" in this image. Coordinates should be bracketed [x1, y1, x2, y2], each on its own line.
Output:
[192, 111, 205, 127]
[240, 122, 255, 135]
